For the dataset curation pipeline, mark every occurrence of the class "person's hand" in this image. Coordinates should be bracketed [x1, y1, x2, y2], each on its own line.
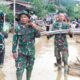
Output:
[40, 31, 49, 36]
[44, 32, 49, 36]
[47, 34, 54, 39]
[13, 53, 18, 60]
[29, 22, 45, 32]
[68, 30, 73, 38]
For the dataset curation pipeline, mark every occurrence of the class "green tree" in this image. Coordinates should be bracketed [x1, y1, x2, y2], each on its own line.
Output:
[55, 0, 75, 6]
[32, 0, 47, 17]
[66, 5, 80, 20]
[0, 4, 13, 23]
[19, 0, 32, 2]
[46, 3, 56, 13]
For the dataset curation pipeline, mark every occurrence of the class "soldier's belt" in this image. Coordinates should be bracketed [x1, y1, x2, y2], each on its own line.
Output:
[40, 29, 80, 36]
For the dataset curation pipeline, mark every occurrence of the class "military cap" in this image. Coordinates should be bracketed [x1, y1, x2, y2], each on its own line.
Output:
[18, 10, 30, 19]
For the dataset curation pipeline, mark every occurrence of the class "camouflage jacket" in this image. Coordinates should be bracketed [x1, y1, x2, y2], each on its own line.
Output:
[52, 21, 69, 47]
[12, 23, 40, 56]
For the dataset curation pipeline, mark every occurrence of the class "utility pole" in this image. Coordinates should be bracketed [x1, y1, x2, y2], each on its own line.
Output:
[14, 0, 16, 29]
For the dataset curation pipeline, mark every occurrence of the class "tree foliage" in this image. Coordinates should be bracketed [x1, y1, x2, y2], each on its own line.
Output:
[66, 5, 80, 20]
[0, 4, 13, 22]
[46, 3, 56, 13]
[32, 0, 47, 17]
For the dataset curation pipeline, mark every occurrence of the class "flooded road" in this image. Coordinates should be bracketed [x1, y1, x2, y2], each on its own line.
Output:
[0, 34, 80, 80]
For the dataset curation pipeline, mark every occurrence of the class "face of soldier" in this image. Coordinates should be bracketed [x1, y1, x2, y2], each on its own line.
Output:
[20, 14, 29, 24]
[58, 14, 65, 22]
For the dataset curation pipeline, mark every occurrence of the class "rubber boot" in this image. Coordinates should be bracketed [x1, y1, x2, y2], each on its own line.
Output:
[64, 65, 69, 74]
[63, 57, 69, 74]
[27, 69, 32, 80]
[0, 51, 5, 68]
[57, 64, 62, 71]
[16, 70, 23, 80]
[56, 58, 62, 71]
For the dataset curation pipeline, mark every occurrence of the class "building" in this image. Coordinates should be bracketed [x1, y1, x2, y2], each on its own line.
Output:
[0, 0, 32, 13]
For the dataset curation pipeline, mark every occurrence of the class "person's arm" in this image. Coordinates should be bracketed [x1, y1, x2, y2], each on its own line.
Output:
[47, 23, 55, 39]
[12, 31, 18, 59]
[12, 33, 18, 53]
[29, 22, 45, 32]
[2, 32, 8, 39]
[68, 30, 73, 38]
[34, 30, 41, 38]
[66, 23, 73, 38]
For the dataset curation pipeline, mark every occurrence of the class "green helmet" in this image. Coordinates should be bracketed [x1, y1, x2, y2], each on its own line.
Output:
[18, 10, 30, 19]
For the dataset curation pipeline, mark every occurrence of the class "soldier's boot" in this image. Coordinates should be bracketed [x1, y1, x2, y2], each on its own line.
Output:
[56, 58, 62, 71]
[55, 58, 61, 66]
[16, 70, 23, 80]
[64, 65, 69, 74]
[0, 64, 3, 68]
[27, 69, 32, 80]
[63, 57, 69, 74]
[0, 51, 5, 68]
[57, 64, 62, 71]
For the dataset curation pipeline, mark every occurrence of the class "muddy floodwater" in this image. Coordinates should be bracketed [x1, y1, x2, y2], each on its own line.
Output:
[0, 34, 80, 80]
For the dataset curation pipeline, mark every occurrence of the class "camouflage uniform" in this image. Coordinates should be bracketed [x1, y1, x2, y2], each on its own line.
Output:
[0, 12, 8, 67]
[52, 21, 69, 72]
[0, 31, 8, 66]
[12, 23, 40, 80]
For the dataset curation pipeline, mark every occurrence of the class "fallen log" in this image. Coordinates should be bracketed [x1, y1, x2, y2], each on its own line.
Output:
[41, 29, 80, 36]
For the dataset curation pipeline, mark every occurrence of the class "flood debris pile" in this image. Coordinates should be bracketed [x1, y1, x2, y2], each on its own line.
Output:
[69, 57, 80, 77]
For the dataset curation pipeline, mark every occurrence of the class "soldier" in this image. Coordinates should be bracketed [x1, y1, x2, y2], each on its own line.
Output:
[0, 11, 8, 68]
[0, 11, 4, 31]
[48, 13, 72, 74]
[12, 10, 45, 80]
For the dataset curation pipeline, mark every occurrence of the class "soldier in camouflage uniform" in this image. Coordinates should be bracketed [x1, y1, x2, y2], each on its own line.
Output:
[48, 13, 72, 74]
[0, 11, 8, 68]
[12, 10, 44, 80]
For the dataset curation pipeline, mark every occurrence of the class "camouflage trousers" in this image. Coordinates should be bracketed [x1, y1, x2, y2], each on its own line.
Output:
[15, 53, 35, 71]
[54, 45, 69, 65]
[55, 45, 69, 58]
[0, 50, 5, 65]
